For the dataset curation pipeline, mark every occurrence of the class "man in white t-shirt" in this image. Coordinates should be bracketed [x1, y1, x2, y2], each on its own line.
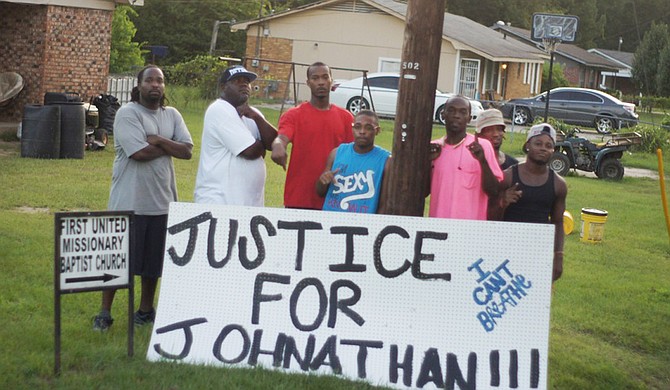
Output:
[194, 65, 277, 205]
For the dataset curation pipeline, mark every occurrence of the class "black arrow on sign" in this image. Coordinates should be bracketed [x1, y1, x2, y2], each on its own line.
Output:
[65, 273, 120, 284]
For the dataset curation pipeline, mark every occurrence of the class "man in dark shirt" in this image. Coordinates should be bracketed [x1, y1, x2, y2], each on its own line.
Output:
[477, 108, 518, 220]
[500, 123, 568, 282]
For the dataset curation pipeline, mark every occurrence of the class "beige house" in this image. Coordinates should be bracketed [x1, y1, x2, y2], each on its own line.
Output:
[232, 0, 547, 103]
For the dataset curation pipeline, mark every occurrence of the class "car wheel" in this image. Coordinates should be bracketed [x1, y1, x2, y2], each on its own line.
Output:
[597, 158, 624, 180]
[512, 107, 531, 125]
[436, 104, 446, 125]
[549, 152, 571, 176]
[346, 97, 369, 116]
[595, 116, 615, 134]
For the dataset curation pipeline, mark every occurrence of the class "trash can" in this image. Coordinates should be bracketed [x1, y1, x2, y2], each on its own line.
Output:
[44, 91, 81, 105]
[44, 92, 85, 159]
[20, 104, 61, 159]
[57, 102, 85, 159]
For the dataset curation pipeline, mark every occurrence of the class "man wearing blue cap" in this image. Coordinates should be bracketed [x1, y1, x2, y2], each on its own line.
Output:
[194, 65, 277, 205]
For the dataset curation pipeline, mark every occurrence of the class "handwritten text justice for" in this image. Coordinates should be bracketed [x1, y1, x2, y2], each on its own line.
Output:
[150, 212, 540, 389]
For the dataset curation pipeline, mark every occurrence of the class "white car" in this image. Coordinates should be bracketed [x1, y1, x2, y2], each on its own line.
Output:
[330, 72, 483, 125]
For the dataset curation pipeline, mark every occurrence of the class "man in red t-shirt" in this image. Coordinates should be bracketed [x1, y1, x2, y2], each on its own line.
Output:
[271, 62, 354, 209]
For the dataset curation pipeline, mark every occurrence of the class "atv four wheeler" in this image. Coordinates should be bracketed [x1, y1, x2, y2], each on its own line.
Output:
[548, 128, 642, 180]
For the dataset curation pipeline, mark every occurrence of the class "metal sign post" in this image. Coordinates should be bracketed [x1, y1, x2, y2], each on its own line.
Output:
[54, 211, 134, 375]
[543, 39, 559, 121]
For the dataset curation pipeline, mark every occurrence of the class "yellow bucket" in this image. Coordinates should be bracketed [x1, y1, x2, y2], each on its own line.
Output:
[580, 208, 608, 243]
[563, 210, 574, 235]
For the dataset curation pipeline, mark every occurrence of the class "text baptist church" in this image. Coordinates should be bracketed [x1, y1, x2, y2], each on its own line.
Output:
[60, 252, 126, 273]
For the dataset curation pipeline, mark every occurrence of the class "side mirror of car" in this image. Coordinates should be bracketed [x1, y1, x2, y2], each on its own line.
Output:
[539, 95, 546, 102]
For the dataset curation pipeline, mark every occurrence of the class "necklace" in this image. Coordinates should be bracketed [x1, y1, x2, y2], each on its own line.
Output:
[444, 136, 467, 170]
[445, 136, 467, 148]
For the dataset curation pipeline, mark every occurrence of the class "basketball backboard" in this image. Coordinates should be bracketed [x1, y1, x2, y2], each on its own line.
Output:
[531, 13, 579, 43]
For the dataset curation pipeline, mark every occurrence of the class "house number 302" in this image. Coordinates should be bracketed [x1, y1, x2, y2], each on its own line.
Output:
[402, 62, 420, 70]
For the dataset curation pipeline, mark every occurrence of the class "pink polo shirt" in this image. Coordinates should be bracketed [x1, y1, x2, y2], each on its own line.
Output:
[429, 133, 503, 220]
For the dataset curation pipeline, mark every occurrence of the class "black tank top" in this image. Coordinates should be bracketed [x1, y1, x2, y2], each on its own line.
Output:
[503, 165, 555, 223]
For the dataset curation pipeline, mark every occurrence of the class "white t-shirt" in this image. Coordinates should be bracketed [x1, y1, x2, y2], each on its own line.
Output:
[194, 99, 266, 206]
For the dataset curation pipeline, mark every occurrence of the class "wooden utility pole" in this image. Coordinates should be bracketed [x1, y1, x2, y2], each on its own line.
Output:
[383, 0, 446, 216]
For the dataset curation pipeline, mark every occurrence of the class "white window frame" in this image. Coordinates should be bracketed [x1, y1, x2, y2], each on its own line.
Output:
[378, 57, 401, 73]
[532, 63, 542, 94]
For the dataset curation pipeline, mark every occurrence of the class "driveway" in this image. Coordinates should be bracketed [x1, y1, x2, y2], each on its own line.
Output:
[575, 166, 659, 180]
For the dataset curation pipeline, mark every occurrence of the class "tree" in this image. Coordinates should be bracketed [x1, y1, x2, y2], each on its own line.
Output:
[593, 0, 670, 51]
[445, 0, 552, 29]
[110, 6, 144, 73]
[541, 61, 571, 91]
[131, 0, 261, 64]
[554, 0, 605, 49]
[267, 0, 319, 11]
[632, 22, 670, 95]
[656, 44, 670, 96]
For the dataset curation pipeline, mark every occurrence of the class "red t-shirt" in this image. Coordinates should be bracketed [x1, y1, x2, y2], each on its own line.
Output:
[278, 102, 354, 209]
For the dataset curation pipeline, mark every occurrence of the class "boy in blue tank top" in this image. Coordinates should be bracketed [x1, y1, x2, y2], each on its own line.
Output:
[316, 110, 391, 213]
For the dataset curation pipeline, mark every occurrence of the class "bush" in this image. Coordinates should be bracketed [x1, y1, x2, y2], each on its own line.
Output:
[662, 113, 670, 127]
[541, 62, 571, 91]
[168, 86, 210, 112]
[163, 55, 230, 100]
[630, 123, 670, 153]
[532, 116, 573, 136]
[622, 95, 670, 113]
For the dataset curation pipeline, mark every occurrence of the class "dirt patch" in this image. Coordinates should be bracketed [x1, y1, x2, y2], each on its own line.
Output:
[14, 206, 50, 214]
[570, 168, 659, 180]
[0, 140, 19, 157]
[623, 167, 659, 179]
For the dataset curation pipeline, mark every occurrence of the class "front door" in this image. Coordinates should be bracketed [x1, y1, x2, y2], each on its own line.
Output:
[459, 59, 480, 98]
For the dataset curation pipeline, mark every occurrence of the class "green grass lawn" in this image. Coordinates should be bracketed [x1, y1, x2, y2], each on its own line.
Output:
[0, 96, 668, 389]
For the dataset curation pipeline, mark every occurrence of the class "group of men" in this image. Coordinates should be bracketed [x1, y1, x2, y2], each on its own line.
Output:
[93, 62, 566, 331]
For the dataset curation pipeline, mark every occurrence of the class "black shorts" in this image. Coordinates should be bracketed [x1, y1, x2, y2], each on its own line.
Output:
[131, 214, 168, 279]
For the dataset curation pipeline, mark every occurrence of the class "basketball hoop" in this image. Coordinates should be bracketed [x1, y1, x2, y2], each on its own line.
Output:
[531, 13, 579, 44]
[541, 37, 561, 53]
[531, 13, 580, 121]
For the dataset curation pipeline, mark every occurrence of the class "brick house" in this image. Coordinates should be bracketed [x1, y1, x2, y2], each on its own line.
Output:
[231, 0, 547, 103]
[0, 0, 142, 122]
[587, 48, 637, 96]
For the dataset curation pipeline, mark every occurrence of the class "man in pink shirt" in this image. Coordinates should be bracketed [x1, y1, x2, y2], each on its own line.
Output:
[428, 96, 503, 220]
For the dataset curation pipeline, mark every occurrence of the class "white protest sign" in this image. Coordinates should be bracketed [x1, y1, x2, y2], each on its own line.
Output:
[55, 212, 131, 292]
[148, 202, 554, 389]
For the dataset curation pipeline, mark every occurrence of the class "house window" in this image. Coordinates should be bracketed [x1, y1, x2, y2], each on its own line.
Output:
[483, 60, 497, 91]
[459, 59, 480, 98]
[379, 58, 401, 73]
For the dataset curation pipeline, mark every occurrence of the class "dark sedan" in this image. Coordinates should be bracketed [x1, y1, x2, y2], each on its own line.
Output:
[500, 87, 639, 133]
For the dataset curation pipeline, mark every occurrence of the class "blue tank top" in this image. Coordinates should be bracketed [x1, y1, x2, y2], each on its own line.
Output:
[322, 143, 390, 213]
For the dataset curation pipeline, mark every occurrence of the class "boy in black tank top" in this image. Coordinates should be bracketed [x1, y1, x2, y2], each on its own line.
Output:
[500, 123, 568, 282]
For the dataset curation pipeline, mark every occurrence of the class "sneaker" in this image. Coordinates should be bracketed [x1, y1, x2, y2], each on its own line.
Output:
[133, 309, 156, 326]
[93, 313, 113, 331]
